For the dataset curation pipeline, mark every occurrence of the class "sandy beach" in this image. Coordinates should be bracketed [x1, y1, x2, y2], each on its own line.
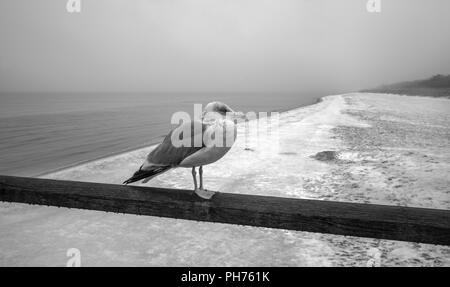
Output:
[1, 93, 449, 266]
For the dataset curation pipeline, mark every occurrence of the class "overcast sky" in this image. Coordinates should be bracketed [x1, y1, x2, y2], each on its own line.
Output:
[1, 0, 449, 93]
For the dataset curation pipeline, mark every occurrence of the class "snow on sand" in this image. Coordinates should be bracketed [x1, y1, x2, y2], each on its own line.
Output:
[0, 93, 449, 266]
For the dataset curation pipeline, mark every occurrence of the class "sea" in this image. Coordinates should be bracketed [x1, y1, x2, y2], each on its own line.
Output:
[0, 92, 324, 177]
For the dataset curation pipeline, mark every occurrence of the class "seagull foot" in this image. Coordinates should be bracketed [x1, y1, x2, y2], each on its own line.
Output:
[194, 188, 216, 200]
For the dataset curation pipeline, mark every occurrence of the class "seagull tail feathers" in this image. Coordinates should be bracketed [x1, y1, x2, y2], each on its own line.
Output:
[123, 165, 171, 185]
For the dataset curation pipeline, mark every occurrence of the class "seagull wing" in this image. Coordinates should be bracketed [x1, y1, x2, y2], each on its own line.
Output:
[123, 120, 208, 184]
[146, 120, 208, 166]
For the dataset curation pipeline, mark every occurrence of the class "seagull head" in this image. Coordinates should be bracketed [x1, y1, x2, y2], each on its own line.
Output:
[202, 102, 246, 121]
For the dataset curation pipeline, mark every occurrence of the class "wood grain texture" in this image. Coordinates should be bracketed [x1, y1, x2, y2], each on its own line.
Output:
[1, 175, 449, 245]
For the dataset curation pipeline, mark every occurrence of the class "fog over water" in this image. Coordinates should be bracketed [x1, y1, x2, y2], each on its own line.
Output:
[1, 0, 450, 94]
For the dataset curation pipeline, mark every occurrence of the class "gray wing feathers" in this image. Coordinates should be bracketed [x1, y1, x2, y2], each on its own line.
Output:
[145, 120, 208, 167]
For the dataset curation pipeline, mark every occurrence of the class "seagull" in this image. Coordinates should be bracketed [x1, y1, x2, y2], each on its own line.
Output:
[123, 102, 245, 199]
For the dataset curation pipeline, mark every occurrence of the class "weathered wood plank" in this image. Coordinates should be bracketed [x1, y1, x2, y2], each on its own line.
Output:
[1, 175, 449, 245]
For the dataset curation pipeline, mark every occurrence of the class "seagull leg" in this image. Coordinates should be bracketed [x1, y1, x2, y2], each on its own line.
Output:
[199, 165, 204, 190]
[192, 167, 198, 190]
[194, 165, 216, 200]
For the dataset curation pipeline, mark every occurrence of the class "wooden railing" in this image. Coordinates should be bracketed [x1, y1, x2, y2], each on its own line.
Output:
[1, 175, 449, 246]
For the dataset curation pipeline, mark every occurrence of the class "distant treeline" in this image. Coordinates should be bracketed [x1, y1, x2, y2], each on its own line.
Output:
[361, 74, 450, 98]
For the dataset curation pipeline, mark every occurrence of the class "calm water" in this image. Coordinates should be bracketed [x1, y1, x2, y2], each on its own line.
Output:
[0, 92, 323, 176]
